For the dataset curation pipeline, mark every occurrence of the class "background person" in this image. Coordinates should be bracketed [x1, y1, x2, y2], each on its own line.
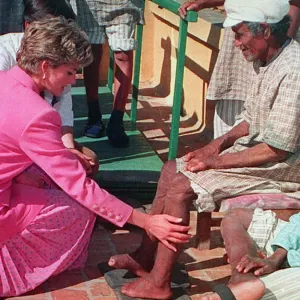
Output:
[68, 0, 144, 148]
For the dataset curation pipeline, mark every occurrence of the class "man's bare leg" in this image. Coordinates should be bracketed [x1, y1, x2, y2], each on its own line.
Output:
[109, 161, 196, 283]
[106, 50, 133, 147]
[120, 161, 196, 299]
[201, 209, 265, 300]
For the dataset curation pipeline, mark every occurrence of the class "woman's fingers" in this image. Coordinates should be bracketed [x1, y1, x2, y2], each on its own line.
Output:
[162, 240, 177, 252]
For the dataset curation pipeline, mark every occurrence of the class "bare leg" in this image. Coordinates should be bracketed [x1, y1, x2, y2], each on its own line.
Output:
[120, 162, 196, 299]
[83, 44, 105, 137]
[106, 50, 133, 147]
[201, 209, 266, 300]
[84, 44, 103, 103]
[113, 50, 133, 111]
[109, 161, 196, 282]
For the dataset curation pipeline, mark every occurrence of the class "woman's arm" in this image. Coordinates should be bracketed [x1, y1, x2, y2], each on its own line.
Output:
[19, 109, 190, 251]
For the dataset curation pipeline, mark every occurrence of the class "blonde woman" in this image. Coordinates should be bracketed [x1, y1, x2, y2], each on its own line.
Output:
[0, 17, 190, 297]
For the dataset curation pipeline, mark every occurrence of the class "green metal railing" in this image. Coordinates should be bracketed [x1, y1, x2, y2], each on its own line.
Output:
[151, 0, 198, 160]
[107, 0, 198, 160]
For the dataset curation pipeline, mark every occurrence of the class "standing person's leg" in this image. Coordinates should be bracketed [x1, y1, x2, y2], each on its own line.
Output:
[109, 161, 196, 299]
[84, 43, 106, 138]
[105, 23, 136, 148]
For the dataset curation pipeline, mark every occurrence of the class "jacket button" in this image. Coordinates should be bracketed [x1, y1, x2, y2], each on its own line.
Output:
[100, 208, 107, 214]
[92, 204, 99, 210]
[115, 215, 123, 221]
[108, 211, 115, 218]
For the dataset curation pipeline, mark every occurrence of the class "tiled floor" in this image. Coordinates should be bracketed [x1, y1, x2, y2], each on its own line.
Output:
[6, 94, 231, 300]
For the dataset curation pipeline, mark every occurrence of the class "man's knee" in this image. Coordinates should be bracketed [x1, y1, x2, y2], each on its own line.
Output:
[161, 160, 196, 202]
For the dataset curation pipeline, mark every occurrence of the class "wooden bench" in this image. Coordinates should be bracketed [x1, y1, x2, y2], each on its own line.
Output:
[195, 193, 300, 250]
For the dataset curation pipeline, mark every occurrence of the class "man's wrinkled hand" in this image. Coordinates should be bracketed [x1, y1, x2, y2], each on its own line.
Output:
[184, 156, 217, 172]
[144, 214, 191, 252]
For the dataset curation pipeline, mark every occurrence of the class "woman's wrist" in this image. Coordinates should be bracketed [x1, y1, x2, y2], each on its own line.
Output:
[127, 209, 150, 230]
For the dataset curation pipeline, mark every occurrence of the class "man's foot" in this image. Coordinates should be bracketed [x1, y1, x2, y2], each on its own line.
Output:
[121, 276, 172, 299]
[84, 120, 106, 138]
[200, 278, 265, 300]
[108, 253, 152, 277]
[106, 120, 129, 148]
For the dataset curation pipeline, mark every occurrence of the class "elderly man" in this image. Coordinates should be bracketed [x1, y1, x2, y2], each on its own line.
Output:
[108, 0, 300, 299]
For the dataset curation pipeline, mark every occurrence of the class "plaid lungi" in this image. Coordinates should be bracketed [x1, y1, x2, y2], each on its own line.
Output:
[177, 39, 300, 213]
[68, 0, 144, 28]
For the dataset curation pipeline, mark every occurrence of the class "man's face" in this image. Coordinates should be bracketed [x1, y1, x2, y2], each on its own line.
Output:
[232, 23, 268, 62]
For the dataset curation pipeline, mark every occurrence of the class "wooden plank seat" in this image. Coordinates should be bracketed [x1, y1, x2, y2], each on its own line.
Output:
[195, 193, 300, 250]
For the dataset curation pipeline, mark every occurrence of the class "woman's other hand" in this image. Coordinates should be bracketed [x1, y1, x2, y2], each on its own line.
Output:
[14, 172, 46, 188]
[68, 148, 95, 175]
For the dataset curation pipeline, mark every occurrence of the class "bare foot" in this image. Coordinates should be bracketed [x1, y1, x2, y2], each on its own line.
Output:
[108, 253, 152, 277]
[200, 278, 265, 300]
[121, 276, 172, 299]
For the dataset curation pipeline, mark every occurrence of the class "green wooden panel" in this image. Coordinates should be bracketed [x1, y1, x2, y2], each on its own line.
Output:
[72, 87, 163, 192]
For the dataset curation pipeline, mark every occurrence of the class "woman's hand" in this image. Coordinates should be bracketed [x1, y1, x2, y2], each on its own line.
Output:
[68, 148, 95, 175]
[144, 214, 191, 252]
[14, 172, 46, 188]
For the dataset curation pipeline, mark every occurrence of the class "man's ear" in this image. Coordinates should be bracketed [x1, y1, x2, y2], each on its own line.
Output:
[262, 23, 271, 39]
[40, 61, 50, 80]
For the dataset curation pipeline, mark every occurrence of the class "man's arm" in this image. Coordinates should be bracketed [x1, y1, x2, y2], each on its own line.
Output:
[185, 120, 289, 172]
[288, 4, 300, 38]
[212, 143, 289, 169]
[184, 120, 249, 170]
[271, 214, 300, 268]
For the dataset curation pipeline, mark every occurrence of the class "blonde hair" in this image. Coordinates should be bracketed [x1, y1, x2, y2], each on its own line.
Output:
[17, 16, 92, 74]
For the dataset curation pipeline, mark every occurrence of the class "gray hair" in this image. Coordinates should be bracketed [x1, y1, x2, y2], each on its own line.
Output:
[244, 15, 291, 37]
[17, 16, 93, 74]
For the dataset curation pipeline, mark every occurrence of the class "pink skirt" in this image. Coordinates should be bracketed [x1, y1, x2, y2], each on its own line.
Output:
[0, 165, 96, 297]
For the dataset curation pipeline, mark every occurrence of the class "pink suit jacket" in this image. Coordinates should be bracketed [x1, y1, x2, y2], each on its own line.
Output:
[0, 66, 133, 243]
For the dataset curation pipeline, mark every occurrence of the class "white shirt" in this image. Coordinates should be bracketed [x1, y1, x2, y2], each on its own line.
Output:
[0, 32, 74, 126]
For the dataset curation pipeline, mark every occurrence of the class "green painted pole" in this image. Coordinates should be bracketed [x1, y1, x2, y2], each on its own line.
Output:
[130, 0, 145, 127]
[107, 49, 114, 91]
[130, 24, 144, 125]
[168, 17, 188, 160]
